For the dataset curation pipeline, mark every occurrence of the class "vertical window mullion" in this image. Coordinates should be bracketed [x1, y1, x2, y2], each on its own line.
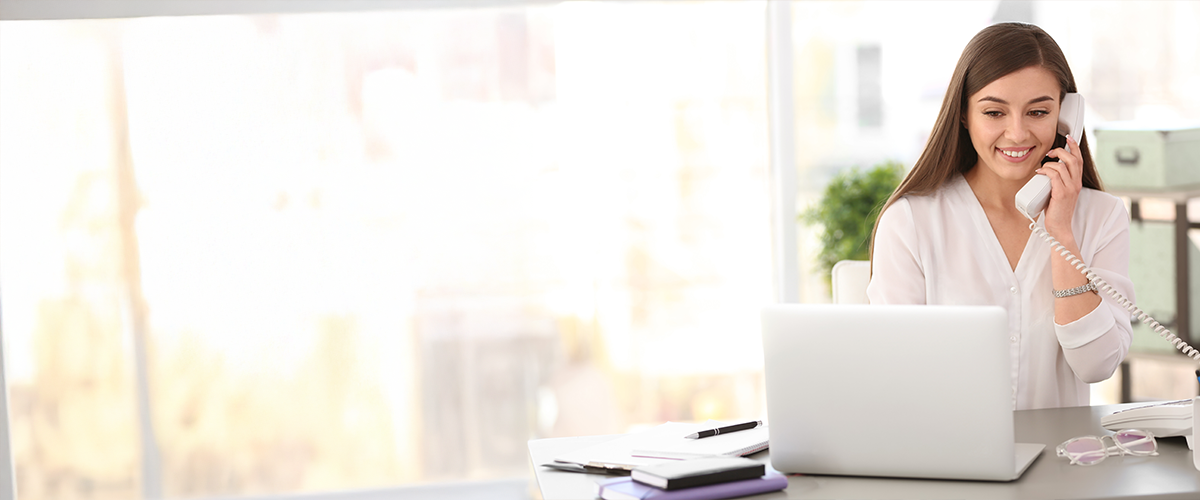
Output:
[767, 0, 799, 303]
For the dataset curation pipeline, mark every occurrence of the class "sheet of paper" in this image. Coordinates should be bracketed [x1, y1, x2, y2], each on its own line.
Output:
[553, 421, 769, 469]
[630, 421, 769, 460]
[553, 422, 699, 470]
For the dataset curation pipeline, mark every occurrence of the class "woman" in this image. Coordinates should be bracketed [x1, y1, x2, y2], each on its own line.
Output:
[867, 22, 1133, 410]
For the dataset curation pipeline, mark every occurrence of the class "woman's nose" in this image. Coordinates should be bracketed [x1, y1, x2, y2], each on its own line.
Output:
[1005, 116, 1031, 142]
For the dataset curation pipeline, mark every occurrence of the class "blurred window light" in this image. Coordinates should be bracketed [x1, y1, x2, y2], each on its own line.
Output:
[1, 2, 771, 498]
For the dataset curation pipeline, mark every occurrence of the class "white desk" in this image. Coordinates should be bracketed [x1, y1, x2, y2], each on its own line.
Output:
[528, 403, 1200, 499]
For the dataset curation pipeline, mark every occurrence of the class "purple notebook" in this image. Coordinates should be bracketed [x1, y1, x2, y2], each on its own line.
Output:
[596, 472, 787, 500]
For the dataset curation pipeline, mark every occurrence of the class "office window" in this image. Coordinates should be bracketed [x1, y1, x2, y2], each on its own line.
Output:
[1, 3, 770, 498]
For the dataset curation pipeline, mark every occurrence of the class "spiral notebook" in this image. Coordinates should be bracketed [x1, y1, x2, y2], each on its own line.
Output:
[553, 421, 769, 471]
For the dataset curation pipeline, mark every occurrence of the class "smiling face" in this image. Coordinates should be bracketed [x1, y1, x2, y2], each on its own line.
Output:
[963, 65, 1062, 185]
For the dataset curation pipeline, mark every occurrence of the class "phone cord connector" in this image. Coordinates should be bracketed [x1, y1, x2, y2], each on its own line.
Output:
[1028, 219, 1200, 363]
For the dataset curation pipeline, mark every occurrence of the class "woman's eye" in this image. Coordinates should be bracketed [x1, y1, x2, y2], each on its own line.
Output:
[1030, 110, 1050, 117]
[984, 111, 1003, 118]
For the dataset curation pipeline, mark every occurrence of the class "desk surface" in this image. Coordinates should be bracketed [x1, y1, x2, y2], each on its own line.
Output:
[528, 403, 1200, 500]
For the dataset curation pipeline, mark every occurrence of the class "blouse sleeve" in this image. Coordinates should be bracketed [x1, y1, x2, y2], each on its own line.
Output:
[867, 198, 926, 305]
[1053, 198, 1134, 384]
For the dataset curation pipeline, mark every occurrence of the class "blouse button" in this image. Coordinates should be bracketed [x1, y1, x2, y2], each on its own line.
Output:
[1009, 286, 1018, 294]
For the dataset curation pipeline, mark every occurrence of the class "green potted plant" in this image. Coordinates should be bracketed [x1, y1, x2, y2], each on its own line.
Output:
[801, 160, 905, 288]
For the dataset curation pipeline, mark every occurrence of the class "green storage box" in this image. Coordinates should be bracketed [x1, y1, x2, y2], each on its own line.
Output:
[1093, 123, 1200, 192]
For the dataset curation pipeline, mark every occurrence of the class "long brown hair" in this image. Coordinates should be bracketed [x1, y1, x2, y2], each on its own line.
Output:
[869, 22, 1103, 261]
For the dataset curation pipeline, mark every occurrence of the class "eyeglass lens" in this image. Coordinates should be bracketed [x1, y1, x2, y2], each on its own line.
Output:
[1063, 438, 1107, 465]
[1113, 430, 1156, 454]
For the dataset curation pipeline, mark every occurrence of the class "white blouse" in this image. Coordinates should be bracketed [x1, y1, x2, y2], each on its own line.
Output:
[867, 173, 1134, 410]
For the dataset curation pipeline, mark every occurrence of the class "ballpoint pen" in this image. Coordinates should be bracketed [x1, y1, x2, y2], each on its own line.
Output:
[684, 420, 763, 439]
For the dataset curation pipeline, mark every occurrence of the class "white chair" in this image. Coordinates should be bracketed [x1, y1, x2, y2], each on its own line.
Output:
[831, 260, 871, 304]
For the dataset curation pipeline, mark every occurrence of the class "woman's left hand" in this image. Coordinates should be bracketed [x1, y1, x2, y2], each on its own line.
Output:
[1037, 135, 1083, 239]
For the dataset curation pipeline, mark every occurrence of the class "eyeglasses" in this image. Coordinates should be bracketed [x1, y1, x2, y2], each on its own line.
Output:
[1056, 429, 1158, 466]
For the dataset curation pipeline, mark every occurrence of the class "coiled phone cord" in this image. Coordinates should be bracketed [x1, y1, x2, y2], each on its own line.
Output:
[1027, 219, 1200, 362]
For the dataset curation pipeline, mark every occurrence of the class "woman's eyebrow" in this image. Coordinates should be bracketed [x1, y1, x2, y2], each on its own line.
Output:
[977, 95, 1056, 104]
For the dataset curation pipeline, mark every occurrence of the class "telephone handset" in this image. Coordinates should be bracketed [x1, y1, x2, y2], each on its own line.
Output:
[1012, 93, 1200, 363]
[1014, 93, 1085, 220]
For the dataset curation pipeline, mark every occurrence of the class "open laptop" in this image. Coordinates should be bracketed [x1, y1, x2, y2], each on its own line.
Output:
[761, 304, 1043, 481]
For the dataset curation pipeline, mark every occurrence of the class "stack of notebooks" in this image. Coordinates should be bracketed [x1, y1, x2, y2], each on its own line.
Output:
[596, 456, 787, 500]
